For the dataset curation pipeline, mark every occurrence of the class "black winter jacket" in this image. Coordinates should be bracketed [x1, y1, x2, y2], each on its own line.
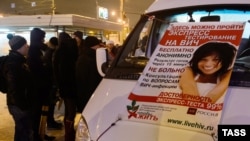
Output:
[54, 38, 78, 98]
[5, 50, 34, 111]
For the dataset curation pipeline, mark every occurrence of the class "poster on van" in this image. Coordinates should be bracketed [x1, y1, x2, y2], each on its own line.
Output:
[127, 22, 245, 135]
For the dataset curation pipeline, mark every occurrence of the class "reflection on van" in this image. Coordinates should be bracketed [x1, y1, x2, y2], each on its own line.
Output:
[230, 38, 250, 87]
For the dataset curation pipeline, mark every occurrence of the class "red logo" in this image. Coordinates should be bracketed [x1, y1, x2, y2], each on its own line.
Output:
[187, 108, 197, 115]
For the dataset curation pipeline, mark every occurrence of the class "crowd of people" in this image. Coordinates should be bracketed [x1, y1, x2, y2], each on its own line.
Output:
[3, 28, 120, 141]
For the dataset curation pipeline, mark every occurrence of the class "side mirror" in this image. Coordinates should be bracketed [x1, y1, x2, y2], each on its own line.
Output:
[96, 47, 107, 77]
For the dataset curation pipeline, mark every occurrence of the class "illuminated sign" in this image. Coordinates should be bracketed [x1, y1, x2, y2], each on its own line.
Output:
[98, 6, 108, 20]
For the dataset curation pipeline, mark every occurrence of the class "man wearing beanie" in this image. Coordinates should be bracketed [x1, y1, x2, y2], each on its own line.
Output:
[27, 28, 56, 141]
[5, 34, 34, 141]
[75, 36, 102, 112]
[7, 34, 28, 51]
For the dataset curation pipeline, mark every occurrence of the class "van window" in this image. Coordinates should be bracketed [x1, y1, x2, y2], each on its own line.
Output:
[105, 5, 250, 81]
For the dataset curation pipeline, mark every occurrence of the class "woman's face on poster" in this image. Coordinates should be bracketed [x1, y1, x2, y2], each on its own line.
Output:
[198, 52, 222, 75]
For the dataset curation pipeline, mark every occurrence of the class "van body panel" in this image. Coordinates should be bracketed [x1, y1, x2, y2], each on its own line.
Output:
[98, 121, 213, 141]
[81, 81, 250, 141]
[220, 87, 250, 124]
[82, 79, 136, 139]
[82, 79, 215, 141]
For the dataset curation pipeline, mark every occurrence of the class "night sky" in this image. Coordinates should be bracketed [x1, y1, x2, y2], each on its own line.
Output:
[0, 0, 155, 28]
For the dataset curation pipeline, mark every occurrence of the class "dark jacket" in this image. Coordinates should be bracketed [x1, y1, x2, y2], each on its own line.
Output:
[54, 38, 78, 98]
[27, 28, 50, 102]
[43, 47, 56, 86]
[78, 39, 85, 56]
[5, 50, 34, 111]
[75, 47, 102, 112]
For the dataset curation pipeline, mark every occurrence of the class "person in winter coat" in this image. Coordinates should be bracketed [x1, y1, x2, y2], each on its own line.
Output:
[27, 28, 55, 141]
[53, 32, 78, 141]
[44, 37, 63, 130]
[5, 34, 34, 141]
[75, 36, 103, 113]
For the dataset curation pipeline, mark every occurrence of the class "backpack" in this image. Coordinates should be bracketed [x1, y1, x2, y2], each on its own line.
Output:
[0, 55, 8, 94]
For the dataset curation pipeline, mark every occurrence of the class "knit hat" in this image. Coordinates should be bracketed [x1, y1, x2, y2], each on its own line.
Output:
[73, 31, 83, 39]
[7, 34, 27, 50]
[85, 36, 100, 48]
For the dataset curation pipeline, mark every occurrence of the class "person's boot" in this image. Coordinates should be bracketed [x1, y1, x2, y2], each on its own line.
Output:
[64, 120, 76, 141]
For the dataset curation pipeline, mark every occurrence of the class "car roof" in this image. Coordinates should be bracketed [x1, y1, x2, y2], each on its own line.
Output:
[146, 0, 250, 13]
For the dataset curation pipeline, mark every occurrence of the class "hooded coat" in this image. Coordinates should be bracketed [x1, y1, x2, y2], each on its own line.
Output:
[27, 28, 50, 103]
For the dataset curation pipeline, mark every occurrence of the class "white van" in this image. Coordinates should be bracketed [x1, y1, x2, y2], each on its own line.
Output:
[75, 0, 250, 141]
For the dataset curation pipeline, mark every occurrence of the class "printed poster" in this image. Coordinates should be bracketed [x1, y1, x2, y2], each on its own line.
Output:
[126, 22, 245, 135]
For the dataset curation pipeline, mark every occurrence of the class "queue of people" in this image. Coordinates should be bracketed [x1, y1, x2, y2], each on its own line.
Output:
[3, 28, 119, 141]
